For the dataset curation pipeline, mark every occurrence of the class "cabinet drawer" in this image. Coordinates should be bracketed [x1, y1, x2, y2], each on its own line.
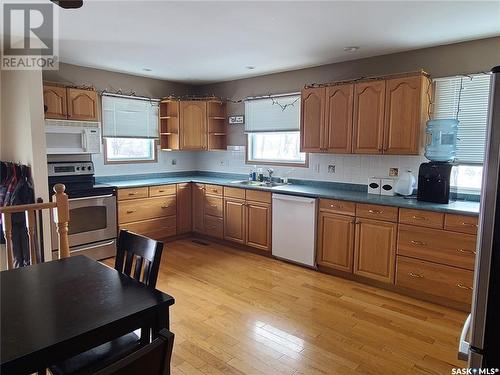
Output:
[398, 224, 476, 270]
[246, 189, 271, 203]
[356, 203, 398, 222]
[204, 214, 223, 239]
[117, 187, 149, 201]
[149, 184, 176, 197]
[205, 184, 223, 196]
[224, 187, 245, 199]
[445, 214, 479, 235]
[119, 196, 177, 224]
[120, 216, 176, 239]
[319, 199, 355, 216]
[205, 195, 223, 217]
[399, 208, 444, 229]
[396, 256, 473, 305]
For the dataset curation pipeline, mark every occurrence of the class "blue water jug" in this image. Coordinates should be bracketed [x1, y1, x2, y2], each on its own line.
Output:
[424, 119, 458, 162]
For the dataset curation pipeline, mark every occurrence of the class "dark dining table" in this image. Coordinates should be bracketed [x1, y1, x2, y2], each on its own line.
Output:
[0, 255, 175, 374]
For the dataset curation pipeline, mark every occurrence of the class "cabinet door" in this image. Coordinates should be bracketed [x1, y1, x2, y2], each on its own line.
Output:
[383, 76, 424, 154]
[192, 183, 205, 233]
[352, 81, 385, 154]
[300, 87, 325, 152]
[325, 84, 353, 153]
[67, 88, 98, 121]
[354, 218, 397, 283]
[246, 202, 271, 251]
[224, 198, 246, 244]
[43, 85, 67, 119]
[317, 212, 355, 272]
[180, 101, 207, 150]
[176, 183, 192, 234]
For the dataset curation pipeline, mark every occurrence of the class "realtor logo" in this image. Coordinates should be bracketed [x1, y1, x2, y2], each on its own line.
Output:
[1, 1, 59, 70]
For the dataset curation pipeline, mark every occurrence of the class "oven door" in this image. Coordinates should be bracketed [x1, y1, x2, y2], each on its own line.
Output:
[52, 194, 117, 250]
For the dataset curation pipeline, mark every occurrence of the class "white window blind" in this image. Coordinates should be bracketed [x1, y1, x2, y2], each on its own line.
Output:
[433, 74, 491, 164]
[244, 94, 301, 133]
[102, 94, 159, 139]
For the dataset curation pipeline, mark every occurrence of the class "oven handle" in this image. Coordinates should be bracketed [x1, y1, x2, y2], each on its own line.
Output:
[69, 194, 115, 201]
[72, 240, 116, 252]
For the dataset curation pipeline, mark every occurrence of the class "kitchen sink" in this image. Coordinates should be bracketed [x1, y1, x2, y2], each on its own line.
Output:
[230, 180, 288, 188]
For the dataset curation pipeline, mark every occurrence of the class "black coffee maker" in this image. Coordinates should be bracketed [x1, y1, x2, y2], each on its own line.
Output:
[417, 162, 453, 204]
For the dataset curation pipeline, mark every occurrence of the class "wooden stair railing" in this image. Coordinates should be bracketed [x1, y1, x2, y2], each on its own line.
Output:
[0, 183, 70, 269]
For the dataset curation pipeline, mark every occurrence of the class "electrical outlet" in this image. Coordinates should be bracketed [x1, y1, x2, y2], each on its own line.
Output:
[219, 160, 225, 166]
[314, 163, 320, 173]
[171, 159, 177, 165]
[389, 167, 399, 177]
[328, 164, 336, 174]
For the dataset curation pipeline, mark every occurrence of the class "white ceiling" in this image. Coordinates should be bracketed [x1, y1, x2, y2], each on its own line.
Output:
[54, 0, 500, 84]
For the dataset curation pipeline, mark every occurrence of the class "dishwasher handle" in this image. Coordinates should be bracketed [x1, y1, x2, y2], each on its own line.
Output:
[272, 194, 316, 204]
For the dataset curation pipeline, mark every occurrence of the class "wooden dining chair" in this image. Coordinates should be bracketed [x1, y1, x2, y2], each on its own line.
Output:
[93, 329, 174, 375]
[0, 183, 70, 269]
[49, 231, 165, 375]
[115, 230, 164, 288]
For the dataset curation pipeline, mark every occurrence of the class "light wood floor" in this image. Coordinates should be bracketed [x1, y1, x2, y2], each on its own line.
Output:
[154, 238, 468, 375]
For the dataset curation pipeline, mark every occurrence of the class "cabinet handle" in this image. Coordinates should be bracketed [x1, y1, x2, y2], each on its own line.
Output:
[158, 190, 165, 193]
[408, 272, 424, 278]
[368, 209, 383, 214]
[161, 205, 171, 209]
[412, 215, 428, 221]
[126, 210, 136, 214]
[461, 222, 478, 228]
[410, 240, 426, 246]
[128, 192, 137, 196]
[457, 248, 477, 255]
[457, 283, 473, 290]
[330, 204, 341, 209]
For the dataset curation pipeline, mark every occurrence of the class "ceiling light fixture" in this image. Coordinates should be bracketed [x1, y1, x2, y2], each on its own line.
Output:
[245, 66, 256, 70]
[344, 46, 360, 52]
[142, 68, 152, 72]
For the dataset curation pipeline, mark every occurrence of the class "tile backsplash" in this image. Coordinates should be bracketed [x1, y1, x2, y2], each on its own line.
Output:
[195, 150, 427, 186]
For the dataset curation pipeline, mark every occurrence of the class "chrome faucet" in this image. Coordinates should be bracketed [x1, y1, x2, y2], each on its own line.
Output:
[267, 168, 274, 182]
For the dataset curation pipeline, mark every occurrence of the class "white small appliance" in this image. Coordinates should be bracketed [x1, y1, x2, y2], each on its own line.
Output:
[272, 194, 317, 267]
[368, 177, 381, 194]
[380, 178, 396, 196]
[395, 170, 416, 196]
[45, 119, 101, 154]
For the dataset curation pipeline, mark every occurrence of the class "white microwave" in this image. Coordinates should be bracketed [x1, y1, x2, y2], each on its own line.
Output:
[45, 120, 101, 154]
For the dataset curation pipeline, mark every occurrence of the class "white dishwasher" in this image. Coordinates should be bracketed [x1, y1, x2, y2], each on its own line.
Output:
[272, 194, 317, 267]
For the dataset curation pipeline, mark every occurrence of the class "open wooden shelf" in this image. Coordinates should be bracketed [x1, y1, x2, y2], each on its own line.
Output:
[159, 100, 180, 150]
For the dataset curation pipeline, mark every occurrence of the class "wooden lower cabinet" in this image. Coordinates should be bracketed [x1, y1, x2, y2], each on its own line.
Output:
[192, 183, 205, 233]
[204, 215, 223, 239]
[224, 198, 246, 244]
[246, 201, 271, 251]
[120, 216, 176, 240]
[176, 183, 192, 234]
[353, 217, 397, 283]
[317, 212, 355, 272]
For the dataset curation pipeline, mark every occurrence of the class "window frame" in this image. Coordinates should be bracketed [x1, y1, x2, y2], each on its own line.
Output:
[103, 137, 158, 165]
[245, 131, 308, 167]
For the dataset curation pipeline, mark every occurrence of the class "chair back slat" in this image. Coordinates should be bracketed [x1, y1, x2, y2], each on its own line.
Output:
[115, 230, 163, 288]
[0, 183, 70, 269]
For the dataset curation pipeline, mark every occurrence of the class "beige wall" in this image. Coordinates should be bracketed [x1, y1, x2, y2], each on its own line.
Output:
[0, 69, 51, 265]
[43, 62, 194, 99]
[198, 36, 500, 146]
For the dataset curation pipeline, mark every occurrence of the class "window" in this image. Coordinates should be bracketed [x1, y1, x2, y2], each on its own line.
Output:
[245, 94, 306, 165]
[433, 73, 491, 191]
[102, 94, 159, 163]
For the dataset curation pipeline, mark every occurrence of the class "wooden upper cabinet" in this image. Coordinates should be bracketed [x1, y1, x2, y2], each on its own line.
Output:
[176, 183, 192, 235]
[352, 80, 386, 154]
[192, 183, 205, 233]
[317, 212, 355, 272]
[180, 101, 207, 150]
[354, 217, 397, 283]
[67, 88, 98, 121]
[383, 76, 425, 154]
[246, 202, 271, 251]
[43, 85, 67, 119]
[224, 198, 246, 244]
[325, 84, 353, 153]
[300, 87, 325, 152]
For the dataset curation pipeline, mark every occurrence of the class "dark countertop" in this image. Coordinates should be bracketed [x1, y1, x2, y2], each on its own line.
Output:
[97, 173, 480, 216]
